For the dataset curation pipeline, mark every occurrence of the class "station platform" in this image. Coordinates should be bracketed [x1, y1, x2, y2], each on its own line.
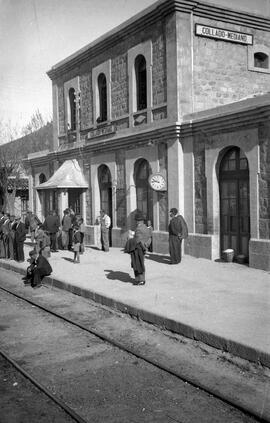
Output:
[1, 243, 269, 368]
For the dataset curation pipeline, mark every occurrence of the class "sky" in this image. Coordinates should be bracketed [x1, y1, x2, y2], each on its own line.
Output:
[0, 0, 269, 133]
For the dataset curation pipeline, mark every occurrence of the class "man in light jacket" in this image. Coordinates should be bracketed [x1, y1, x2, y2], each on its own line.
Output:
[100, 209, 111, 252]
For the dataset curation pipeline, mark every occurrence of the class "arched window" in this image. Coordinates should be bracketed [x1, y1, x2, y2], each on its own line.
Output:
[135, 55, 147, 111]
[68, 88, 76, 130]
[134, 159, 153, 223]
[39, 173, 46, 184]
[98, 73, 107, 123]
[254, 52, 269, 69]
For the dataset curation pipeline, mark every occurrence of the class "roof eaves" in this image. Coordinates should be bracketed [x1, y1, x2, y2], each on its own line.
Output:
[47, 0, 270, 80]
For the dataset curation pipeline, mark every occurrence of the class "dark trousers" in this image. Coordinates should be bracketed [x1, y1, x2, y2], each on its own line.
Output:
[31, 268, 48, 287]
[49, 232, 57, 251]
[8, 235, 14, 259]
[169, 235, 182, 264]
[14, 241, 25, 262]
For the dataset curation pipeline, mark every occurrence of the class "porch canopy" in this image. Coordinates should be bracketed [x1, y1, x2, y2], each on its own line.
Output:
[36, 159, 88, 190]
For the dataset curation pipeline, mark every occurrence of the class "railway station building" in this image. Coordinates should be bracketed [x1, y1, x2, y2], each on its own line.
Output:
[26, 0, 270, 270]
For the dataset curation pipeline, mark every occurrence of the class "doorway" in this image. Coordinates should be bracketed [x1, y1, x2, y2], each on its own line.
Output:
[219, 147, 250, 259]
[68, 189, 82, 215]
[98, 165, 112, 245]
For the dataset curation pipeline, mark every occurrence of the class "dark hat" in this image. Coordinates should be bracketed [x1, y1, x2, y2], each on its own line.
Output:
[170, 208, 178, 215]
[134, 211, 145, 221]
[29, 250, 37, 256]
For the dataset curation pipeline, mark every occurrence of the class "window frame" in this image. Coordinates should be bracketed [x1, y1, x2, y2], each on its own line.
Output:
[97, 73, 108, 123]
[128, 41, 152, 127]
[248, 44, 270, 74]
[64, 76, 80, 134]
[92, 60, 111, 126]
[135, 55, 147, 111]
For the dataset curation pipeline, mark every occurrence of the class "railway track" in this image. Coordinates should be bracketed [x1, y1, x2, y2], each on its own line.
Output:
[0, 282, 268, 423]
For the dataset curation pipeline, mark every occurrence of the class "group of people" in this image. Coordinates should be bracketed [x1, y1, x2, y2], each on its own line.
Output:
[0, 207, 86, 287]
[0, 212, 27, 262]
[0, 205, 188, 288]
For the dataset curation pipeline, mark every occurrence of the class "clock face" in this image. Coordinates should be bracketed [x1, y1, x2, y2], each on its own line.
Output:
[149, 173, 166, 191]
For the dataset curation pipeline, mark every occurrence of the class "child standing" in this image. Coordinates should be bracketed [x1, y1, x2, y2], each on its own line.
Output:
[73, 225, 81, 263]
[78, 217, 85, 254]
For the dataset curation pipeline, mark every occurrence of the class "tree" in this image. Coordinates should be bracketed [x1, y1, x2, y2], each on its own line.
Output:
[0, 137, 24, 214]
[21, 109, 48, 136]
[0, 119, 20, 145]
[0, 118, 28, 213]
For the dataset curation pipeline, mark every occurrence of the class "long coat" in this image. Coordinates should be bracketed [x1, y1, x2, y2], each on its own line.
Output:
[14, 222, 27, 243]
[125, 238, 145, 274]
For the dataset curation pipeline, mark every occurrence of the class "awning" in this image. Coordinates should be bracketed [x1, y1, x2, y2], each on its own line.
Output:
[36, 159, 88, 190]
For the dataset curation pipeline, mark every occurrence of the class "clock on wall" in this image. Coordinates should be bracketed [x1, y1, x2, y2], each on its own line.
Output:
[148, 173, 167, 191]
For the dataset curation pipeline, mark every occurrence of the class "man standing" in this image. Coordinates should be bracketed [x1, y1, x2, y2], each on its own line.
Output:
[100, 209, 111, 252]
[14, 216, 27, 262]
[2, 213, 11, 258]
[8, 215, 16, 260]
[68, 207, 76, 250]
[43, 210, 60, 252]
[0, 211, 7, 258]
[168, 208, 188, 264]
[25, 210, 41, 243]
[61, 209, 72, 250]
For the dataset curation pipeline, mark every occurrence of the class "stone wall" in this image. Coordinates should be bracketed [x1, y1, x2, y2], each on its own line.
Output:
[193, 17, 270, 112]
[193, 134, 207, 234]
[57, 86, 65, 135]
[152, 28, 167, 106]
[56, 20, 167, 133]
[259, 122, 270, 239]
[111, 54, 129, 119]
[80, 73, 92, 130]
[115, 150, 126, 228]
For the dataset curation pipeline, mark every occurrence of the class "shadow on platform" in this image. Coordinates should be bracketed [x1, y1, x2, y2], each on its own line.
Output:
[104, 269, 134, 284]
[146, 253, 171, 264]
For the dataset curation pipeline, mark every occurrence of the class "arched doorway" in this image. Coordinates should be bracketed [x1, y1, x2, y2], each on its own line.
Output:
[68, 189, 82, 215]
[98, 165, 112, 245]
[134, 159, 153, 224]
[219, 147, 250, 260]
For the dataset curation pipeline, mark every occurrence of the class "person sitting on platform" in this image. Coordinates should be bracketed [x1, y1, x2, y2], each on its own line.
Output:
[23, 249, 38, 286]
[31, 247, 52, 289]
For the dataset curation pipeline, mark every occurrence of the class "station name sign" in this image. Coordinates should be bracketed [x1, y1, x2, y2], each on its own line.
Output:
[195, 24, 253, 45]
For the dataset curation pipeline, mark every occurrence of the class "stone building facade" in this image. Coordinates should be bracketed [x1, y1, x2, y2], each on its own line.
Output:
[26, 0, 270, 270]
